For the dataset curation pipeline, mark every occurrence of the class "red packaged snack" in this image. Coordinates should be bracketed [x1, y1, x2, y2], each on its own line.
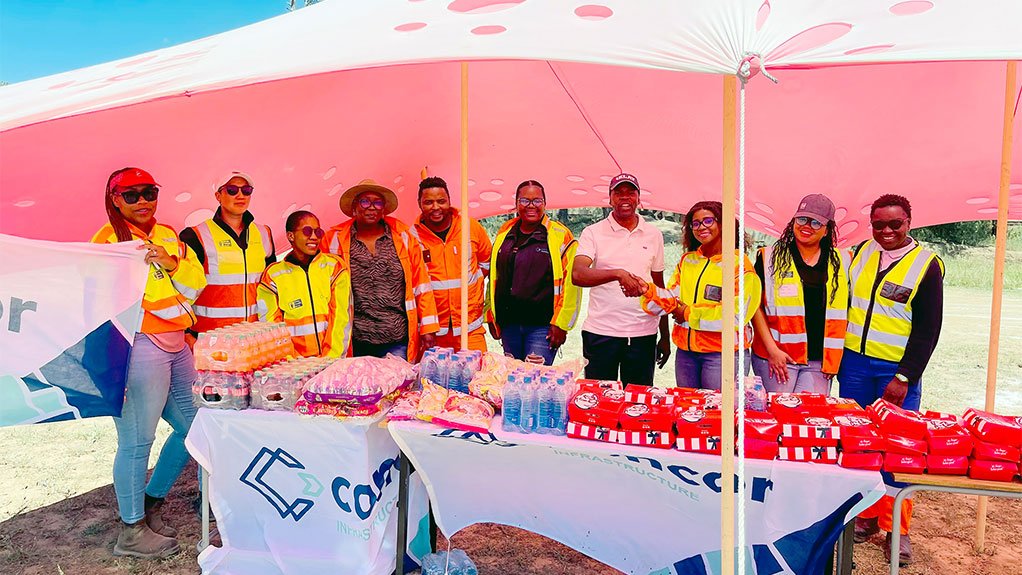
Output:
[567, 391, 623, 429]
[743, 437, 780, 460]
[885, 434, 928, 456]
[566, 421, 616, 443]
[834, 414, 886, 452]
[869, 399, 927, 440]
[826, 396, 866, 412]
[778, 446, 838, 463]
[780, 415, 840, 447]
[742, 411, 781, 443]
[882, 453, 926, 474]
[614, 429, 674, 449]
[925, 455, 969, 475]
[963, 408, 1022, 448]
[968, 459, 1020, 482]
[838, 451, 884, 471]
[923, 412, 974, 456]
[576, 379, 622, 391]
[972, 439, 1021, 463]
[676, 435, 722, 454]
[619, 403, 674, 433]
[623, 384, 676, 406]
[675, 408, 722, 438]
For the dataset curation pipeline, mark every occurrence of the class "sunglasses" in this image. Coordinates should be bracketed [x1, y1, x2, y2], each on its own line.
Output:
[518, 197, 545, 208]
[690, 216, 717, 229]
[298, 226, 325, 239]
[222, 184, 254, 196]
[114, 186, 159, 204]
[871, 219, 907, 231]
[794, 216, 825, 230]
[357, 198, 386, 210]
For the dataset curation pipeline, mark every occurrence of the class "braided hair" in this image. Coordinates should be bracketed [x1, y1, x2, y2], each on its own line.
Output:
[769, 218, 842, 304]
[104, 168, 135, 242]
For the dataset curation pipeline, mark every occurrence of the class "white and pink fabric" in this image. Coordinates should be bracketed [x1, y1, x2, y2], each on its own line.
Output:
[1, 0, 1020, 246]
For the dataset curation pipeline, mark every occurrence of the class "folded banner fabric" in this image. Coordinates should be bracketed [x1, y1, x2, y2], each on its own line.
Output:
[0, 233, 147, 427]
[390, 419, 885, 575]
[186, 409, 430, 575]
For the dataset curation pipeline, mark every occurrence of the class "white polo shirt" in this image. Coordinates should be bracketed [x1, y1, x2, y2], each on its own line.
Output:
[577, 215, 665, 337]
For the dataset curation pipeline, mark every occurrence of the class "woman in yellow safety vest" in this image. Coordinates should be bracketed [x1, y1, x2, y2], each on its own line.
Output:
[91, 167, 207, 559]
[258, 211, 352, 358]
[751, 194, 849, 393]
[638, 201, 761, 389]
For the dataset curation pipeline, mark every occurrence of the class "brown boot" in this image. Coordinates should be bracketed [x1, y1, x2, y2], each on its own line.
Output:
[884, 532, 913, 566]
[144, 495, 178, 537]
[113, 520, 180, 559]
[853, 517, 879, 543]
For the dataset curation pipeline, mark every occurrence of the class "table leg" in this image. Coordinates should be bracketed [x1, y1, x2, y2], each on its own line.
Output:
[395, 453, 411, 575]
[834, 521, 853, 575]
[200, 466, 210, 552]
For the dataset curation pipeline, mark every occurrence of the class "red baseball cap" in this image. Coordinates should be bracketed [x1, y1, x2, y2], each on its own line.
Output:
[110, 168, 159, 189]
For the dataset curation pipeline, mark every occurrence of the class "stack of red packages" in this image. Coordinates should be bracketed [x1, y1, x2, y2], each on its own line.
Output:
[624, 384, 676, 407]
[741, 411, 780, 460]
[616, 402, 675, 448]
[921, 411, 972, 475]
[675, 408, 722, 454]
[566, 387, 623, 444]
[869, 399, 928, 474]
[768, 394, 839, 464]
[835, 413, 885, 471]
[963, 408, 1022, 482]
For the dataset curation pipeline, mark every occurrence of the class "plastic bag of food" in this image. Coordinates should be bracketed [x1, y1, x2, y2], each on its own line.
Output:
[303, 356, 416, 405]
[388, 391, 422, 421]
[433, 392, 495, 434]
[416, 380, 450, 422]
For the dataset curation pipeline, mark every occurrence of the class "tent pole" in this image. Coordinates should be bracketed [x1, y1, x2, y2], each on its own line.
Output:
[975, 58, 1016, 553]
[720, 74, 738, 575]
[460, 62, 470, 352]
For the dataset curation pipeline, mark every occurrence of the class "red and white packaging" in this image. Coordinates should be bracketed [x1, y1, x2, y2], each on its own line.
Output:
[834, 414, 886, 452]
[676, 435, 722, 454]
[614, 429, 674, 449]
[576, 379, 622, 391]
[566, 421, 616, 443]
[882, 453, 926, 474]
[624, 384, 676, 406]
[826, 396, 866, 412]
[925, 455, 969, 475]
[567, 392, 623, 429]
[968, 459, 1020, 482]
[963, 408, 1022, 448]
[869, 399, 928, 440]
[743, 437, 780, 460]
[778, 446, 838, 464]
[885, 434, 929, 456]
[742, 411, 781, 443]
[780, 415, 840, 447]
[675, 409, 722, 439]
[838, 451, 884, 471]
[619, 403, 674, 433]
[971, 439, 1021, 463]
[923, 412, 974, 456]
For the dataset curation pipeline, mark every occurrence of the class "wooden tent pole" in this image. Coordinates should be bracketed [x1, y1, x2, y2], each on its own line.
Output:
[460, 62, 470, 352]
[975, 59, 1016, 552]
[720, 74, 738, 575]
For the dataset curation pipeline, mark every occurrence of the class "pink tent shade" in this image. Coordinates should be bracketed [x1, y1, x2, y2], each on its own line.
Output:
[1, 59, 1018, 246]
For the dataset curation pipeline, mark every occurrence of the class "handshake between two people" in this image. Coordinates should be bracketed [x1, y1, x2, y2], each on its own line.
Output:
[615, 270, 648, 298]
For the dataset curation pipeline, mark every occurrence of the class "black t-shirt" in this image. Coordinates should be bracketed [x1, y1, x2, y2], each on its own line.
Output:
[434, 226, 450, 242]
[755, 245, 830, 361]
[495, 222, 555, 326]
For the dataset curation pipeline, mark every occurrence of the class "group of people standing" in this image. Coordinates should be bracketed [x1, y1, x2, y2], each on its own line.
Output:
[93, 166, 942, 563]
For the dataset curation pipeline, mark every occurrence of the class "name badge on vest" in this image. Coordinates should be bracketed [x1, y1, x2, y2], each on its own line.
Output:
[880, 281, 912, 304]
[288, 299, 304, 310]
[704, 284, 722, 303]
[778, 284, 799, 297]
[423, 249, 432, 263]
[781, 271, 794, 278]
[217, 239, 233, 248]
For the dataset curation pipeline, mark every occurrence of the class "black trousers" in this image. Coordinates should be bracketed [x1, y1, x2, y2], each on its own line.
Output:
[581, 330, 657, 385]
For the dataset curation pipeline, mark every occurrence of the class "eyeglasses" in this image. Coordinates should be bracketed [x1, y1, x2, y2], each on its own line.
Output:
[357, 198, 386, 210]
[298, 226, 324, 239]
[222, 184, 254, 196]
[517, 197, 545, 208]
[794, 216, 824, 230]
[871, 219, 907, 231]
[690, 216, 717, 229]
[114, 186, 159, 204]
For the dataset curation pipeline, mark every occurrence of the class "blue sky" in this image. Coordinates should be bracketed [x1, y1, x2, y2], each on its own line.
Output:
[0, 1, 289, 84]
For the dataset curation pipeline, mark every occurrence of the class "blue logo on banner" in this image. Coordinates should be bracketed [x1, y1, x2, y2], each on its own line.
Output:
[240, 447, 323, 521]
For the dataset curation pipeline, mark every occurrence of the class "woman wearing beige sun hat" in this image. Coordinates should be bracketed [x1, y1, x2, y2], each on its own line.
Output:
[321, 179, 438, 362]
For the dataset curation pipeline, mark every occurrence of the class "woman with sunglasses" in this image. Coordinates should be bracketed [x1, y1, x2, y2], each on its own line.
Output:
[750, 194, 849, 393]
[487, 180, 581, 365]
[179, 172, 275, 342]
[321, 179, 437, 361]
[258, 211, 352, 357]
[638, 201, 761, 389]
[91, 168, 207, 559]
[839, 194, 944, 564]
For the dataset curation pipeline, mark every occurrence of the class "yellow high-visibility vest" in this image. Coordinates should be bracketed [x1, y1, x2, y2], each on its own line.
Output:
[190, 219, 273, 332]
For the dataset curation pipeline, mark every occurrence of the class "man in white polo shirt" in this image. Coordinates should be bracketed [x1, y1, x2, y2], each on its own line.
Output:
[572, 173, 671, 385]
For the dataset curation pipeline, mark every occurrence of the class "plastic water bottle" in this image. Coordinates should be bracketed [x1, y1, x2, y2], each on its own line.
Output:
[450, 549, 478, 575]
[447, 353, 464, 393]
[501, 373, 522, 433]
[535, 375, 553, 434]
[421, 551, 447, 575]
[548, 377, 569, 436]
[519, 375, 538, 433]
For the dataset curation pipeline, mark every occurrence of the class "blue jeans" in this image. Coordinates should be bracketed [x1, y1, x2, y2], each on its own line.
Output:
[499, 324, 556, 365]
[674, 349, 751, 390]
[751, 356, 831, 394]
[837, 349, 921, 412]
[352, 339, 408, 360]
[113, 334, 197, 524]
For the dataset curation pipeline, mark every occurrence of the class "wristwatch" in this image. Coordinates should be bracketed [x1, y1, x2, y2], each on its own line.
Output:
[894, 373, 909, 383]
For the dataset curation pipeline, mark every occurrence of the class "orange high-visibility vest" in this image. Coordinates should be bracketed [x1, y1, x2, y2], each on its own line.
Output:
[321, 216, 439, 362]
[641, 248, 761, 353]
[751, 245, 849, 373]
[91, 221, 207, 334]
[189, 219, 273, 332]
[415, 210, 492, 339]
[257, 252, 352, 358]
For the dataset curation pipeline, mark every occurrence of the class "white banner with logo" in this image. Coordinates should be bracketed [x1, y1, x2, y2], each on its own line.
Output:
[390, 420, 884, 575]
[186, 409, 430, 575]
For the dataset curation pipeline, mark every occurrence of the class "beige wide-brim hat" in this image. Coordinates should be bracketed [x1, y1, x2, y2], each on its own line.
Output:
[339, 179, 399, 217]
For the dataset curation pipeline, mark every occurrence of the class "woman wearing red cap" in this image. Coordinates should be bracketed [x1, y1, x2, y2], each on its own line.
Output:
[91, 168, 207, 559]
